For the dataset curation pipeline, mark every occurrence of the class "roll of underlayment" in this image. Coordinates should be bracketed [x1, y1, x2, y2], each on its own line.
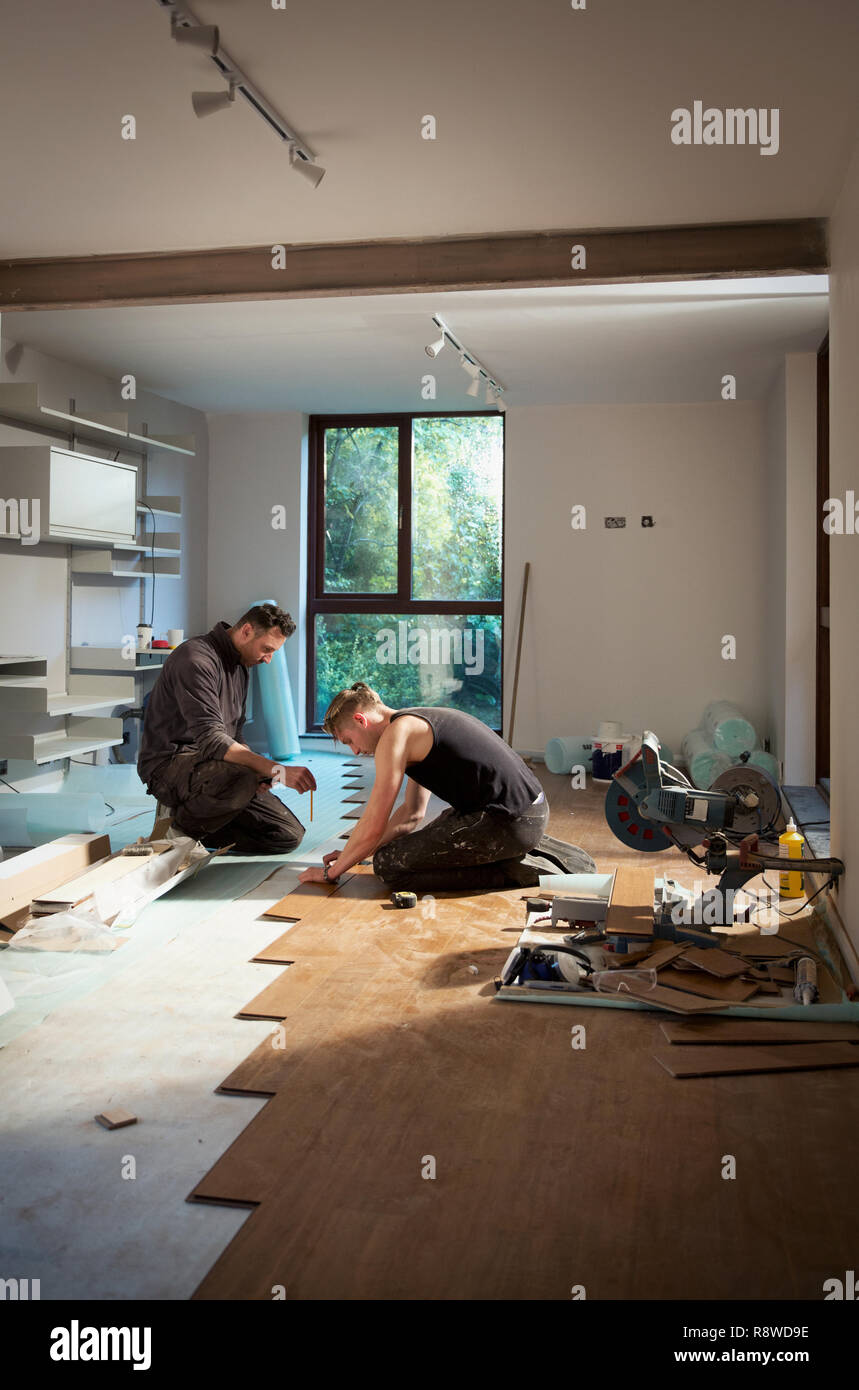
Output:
[544, 736, 594, 775]
[252, 597, 301, 760]
[701, 700, 757, 756]
[681, 729, 732, 789]
[743, 748, 780, 782]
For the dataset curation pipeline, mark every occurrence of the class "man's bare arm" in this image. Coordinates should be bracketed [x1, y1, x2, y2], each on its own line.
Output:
[319, 725, 413, 876]
[375, 777, 431, 847]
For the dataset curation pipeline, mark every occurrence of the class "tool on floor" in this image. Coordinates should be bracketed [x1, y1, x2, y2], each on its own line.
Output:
[391, 891, 417, 909]
[604, 732, 844, 927]
[95, 1107, 138, 1130]
[497, 939, 602, 989]
[794, 957, 819, 1006]
[120, 842, 156, 857]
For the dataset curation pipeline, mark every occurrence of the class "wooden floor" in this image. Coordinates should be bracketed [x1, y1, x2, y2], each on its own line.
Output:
[189, 770, 859, 1300]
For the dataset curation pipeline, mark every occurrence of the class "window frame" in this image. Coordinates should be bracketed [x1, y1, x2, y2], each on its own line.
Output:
[306, 409, 505, 732]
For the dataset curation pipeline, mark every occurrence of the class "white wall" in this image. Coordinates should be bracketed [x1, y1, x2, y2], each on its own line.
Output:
[503, 400, 770, 759]
[206, 412, 307, 744]
[828, 132, 859, 950]
[0, 337, 208, 786]
[764, 353, 818, 783]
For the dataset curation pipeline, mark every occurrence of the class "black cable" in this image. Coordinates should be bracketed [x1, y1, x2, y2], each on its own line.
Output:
[742, 874, 836, 920]
[0, 776, 20, 793]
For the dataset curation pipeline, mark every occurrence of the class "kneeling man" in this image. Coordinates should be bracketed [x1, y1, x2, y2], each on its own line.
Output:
[138, 604, 315, 854]
[300, 683, 594, 891]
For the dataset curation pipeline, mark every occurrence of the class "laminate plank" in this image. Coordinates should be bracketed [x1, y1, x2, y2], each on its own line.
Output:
[654, 1043, 859, 1079]
[660, 1018, 859, 1045]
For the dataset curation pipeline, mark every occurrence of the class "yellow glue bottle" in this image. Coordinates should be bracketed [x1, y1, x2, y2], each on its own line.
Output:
[779, 817, 805, 899]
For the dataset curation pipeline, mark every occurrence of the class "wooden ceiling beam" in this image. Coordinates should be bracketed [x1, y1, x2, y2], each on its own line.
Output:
[0, 219, 827, 311]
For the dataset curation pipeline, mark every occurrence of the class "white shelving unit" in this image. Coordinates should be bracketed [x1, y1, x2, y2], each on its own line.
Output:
[0, 384, 196, 457]
[0, 392, 191, 767]
[0, 658, 129, 763]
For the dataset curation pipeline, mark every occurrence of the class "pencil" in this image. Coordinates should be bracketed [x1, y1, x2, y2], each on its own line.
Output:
[310, 788, 313, 821]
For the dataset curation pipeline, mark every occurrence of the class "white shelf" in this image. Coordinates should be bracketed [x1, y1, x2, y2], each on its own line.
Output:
[70, 647, 168, 672]
[71, 548, 181, 579]
[0, 675, 136, 716]
[127, 433, 195, 457]
[0, 385, 195, 456]
[1, 717, 124, 765]
[0, 383, 127, 445]
[29, 734, 125, 765]
[0, 656, 48, 676]
[138, 496, 182, 518]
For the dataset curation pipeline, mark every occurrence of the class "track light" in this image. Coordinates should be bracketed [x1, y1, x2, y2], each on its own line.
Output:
[191, 82, 236, 118]
[289, 146, 326, 187]
[460, 354, 480, 378]
[485, 383, 496, 405]
[426, 334, 446, 358]
[466, 377, 481, 398]
[172, 19, 220, 54]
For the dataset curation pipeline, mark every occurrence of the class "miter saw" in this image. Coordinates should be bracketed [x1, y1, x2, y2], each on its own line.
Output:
[604, 731, 844, 932]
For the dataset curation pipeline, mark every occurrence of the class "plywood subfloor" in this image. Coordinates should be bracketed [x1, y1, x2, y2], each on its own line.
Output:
[189, 773, 859, 1300]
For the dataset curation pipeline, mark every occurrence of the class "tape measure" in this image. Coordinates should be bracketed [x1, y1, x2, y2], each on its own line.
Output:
[391, 891, 418, 909]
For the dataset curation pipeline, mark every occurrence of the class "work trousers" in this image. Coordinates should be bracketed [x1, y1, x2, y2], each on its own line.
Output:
[373, 796, 551, 891]
[147, 752, 305, 855]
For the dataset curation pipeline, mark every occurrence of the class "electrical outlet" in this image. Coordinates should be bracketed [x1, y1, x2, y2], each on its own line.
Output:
[641, 515, 654, 527]
[604, 516, 626, 528]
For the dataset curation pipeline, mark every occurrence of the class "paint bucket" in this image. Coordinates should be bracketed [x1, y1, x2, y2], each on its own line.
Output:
[592, 741, 625, 782]
[592, 723, 627, 781]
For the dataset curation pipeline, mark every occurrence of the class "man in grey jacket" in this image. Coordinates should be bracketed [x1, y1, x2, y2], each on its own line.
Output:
[138, 603, 315, 854]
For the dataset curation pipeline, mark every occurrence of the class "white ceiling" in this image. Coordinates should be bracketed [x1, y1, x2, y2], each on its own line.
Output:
[3, 278, 828, 411]
[0, 0, 856, 259]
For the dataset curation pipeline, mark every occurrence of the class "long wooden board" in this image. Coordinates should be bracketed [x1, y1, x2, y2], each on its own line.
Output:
[654, 1043, 859, 1079]
[660, 1018, 859, 1045]
[603, 865, 657, 939]
[661, 969, 760, 1003]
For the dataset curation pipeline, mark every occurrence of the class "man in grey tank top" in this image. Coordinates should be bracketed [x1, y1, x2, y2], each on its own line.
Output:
[299, 682, 595, 892]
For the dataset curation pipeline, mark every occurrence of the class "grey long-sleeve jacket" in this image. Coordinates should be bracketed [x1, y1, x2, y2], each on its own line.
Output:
[137, 622, 249, 786]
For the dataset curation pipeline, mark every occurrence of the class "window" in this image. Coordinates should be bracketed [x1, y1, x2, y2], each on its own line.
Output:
[307, 412, 504, 730]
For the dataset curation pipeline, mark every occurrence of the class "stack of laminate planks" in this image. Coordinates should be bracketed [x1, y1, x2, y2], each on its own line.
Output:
[653, 1016, 859, 1077]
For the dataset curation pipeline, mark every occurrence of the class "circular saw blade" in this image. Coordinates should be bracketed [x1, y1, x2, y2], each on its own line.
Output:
[709, 764, 782, 836]
[604, 760, 676, 853]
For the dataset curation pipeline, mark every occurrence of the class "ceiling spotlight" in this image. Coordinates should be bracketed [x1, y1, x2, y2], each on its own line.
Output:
[425, 334, 446, 358]
[496, 395, 506, 413]
[460, 354, 480, 378]
[172, 20, 220, 54]
[191, 82, 236, 118]
[290, 146, 326, 187]
[466, 377, 481, 398]
[485, 383, 496, 405]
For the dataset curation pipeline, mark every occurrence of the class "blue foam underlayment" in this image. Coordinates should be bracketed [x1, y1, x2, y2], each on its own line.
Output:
[0, 752, 369, 1048]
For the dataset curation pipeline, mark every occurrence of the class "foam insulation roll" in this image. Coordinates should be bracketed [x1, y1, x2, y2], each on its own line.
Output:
[701, 700, 757, 756]
[681, 729, 732, 789]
